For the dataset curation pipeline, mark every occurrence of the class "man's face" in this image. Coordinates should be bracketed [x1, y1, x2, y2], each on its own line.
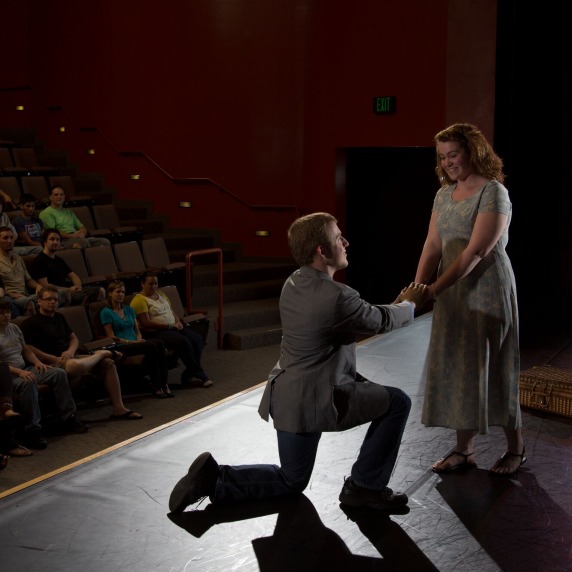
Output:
[0, 231, 14, 253]
[0, 309, 11, 328]
[322, 222, 349, 271]
[37, 291, 59, 316]
[44, 232, 61, 253]
[49, 187, 66, 208]
[21, 201, 36, 218]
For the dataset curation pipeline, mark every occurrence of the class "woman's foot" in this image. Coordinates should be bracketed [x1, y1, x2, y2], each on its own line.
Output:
[489, 447, 527, 477]
[190, 377, 213, 388]
[162, 384, 175, 397]
[432, 451, 477, 473]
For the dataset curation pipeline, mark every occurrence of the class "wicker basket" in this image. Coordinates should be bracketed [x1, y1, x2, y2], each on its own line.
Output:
[519, 365, 572, 418]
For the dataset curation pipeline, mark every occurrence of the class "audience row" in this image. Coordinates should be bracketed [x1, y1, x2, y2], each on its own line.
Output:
[0, 272, 213, 470]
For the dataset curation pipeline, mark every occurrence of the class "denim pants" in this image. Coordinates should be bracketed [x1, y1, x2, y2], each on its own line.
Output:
[12, 366, 76, 431]
[212, 386, 411, 504]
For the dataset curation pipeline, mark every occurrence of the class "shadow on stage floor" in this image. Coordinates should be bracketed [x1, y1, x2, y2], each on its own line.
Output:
[0, 313, 571, 572]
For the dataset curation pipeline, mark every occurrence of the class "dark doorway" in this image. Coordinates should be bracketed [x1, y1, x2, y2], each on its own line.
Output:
[344, 147, 436, 304]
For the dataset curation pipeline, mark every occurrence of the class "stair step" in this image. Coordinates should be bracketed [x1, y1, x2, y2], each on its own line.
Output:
[224, 324, 283, 350]
[191, 261, 296, 287]
[191, 279, 284, 307]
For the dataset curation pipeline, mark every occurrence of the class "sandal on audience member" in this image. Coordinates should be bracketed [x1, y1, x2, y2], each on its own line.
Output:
[489, 447, 527, 477]
[8, 445, 33, 457]
[432, 451, 477, 473]
[0, 454, 8, 470]
[109, 409, 143, 421]
[162, 385, 175, 398]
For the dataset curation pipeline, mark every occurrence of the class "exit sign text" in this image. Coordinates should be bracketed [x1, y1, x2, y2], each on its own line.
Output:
[373, 96, 396, 115]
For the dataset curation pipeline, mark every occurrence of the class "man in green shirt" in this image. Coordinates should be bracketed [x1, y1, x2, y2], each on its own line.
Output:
[39, 186, 110, 249]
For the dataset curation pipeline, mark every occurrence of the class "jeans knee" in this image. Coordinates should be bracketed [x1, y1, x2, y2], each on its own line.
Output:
[388, 386, 411, 414]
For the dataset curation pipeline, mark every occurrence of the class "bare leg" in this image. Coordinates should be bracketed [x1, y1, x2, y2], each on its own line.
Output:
[432, 429, 477, 471]
[63, 350, 118, 376]
[65, 352, 141, 418]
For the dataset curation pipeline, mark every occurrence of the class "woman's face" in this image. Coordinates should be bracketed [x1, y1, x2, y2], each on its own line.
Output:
[437, 141, 472, 182]
[142, 276, 159, 295]
[110, 285, 125, 304]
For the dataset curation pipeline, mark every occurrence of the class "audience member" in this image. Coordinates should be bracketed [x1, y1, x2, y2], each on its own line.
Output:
[0, 276, 20, 317]
[20, 286, 143, 421]
[131, 271, 212, 388]
[0, 226, 41, 316]
[39, 186, 110, 249]
[29, 228, 105, 306]
[11, 193, 44, 251]
[0, 200, 42, 256]
[0, 361, 21, 469]
[100, 280, 173, 398]
[0, 301, 87, 450]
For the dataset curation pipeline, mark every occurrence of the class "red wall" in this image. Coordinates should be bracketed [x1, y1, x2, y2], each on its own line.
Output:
[0, 0, 495, 258]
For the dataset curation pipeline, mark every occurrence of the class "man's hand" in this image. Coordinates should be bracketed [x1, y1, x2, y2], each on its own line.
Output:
[33, 362, 50, 374]
[397, 282, 429, 309]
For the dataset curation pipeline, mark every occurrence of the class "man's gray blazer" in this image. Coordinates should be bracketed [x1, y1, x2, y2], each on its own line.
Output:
[258, 266, 414, 433]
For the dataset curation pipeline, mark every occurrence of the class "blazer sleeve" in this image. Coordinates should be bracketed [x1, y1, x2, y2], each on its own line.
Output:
[332, 285, 414, 335]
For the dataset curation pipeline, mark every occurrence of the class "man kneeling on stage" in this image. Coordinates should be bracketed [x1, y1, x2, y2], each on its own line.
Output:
[169, 212, 425, 513]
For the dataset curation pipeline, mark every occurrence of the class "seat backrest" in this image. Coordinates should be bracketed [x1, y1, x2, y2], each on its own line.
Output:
[84, 245, 120, 277]
[141, 237, 170, 268]
[49, 175, 75, 197]
[0, 147, 15, 167]
[57, 306, 94, 346]
[12, 147, 40, 168]
[71, 206, 96, 232]
[93, 204, 121, 230]
[113, 241, 147, 273]
[87, 300, 108, 338]
[55, 248, 90, 281]
[159, 284, 186, 317]
[0, 176, 22, 202]
[20, 175, 50, 200]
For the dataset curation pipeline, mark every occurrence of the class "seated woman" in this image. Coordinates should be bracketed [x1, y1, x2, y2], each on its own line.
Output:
[100, 280, 173, 399]
[130, 271, 213, 388]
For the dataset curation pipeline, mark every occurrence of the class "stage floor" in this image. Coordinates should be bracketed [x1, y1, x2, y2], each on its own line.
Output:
[1, 313, 571, 572]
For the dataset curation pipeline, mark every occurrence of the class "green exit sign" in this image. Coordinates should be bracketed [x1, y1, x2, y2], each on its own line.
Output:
[373, 96, 396, 115]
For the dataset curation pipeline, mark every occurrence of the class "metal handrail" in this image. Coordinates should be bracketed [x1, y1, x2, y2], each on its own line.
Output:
[185, 248, 223, 349]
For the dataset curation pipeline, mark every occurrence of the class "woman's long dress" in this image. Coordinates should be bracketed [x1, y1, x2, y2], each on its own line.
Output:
[421, 180, 521, 434]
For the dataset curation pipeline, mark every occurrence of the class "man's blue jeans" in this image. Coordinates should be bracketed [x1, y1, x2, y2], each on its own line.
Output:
[213, 386, 411, 504]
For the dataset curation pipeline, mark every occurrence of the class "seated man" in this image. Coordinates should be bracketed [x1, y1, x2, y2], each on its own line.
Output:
[29, 228, 105, 307]
[20, 286, 143, 421]
[0, 225, 41, 316]
[38, 186, 110, 250]
[0, 276, 20, 317]
[11, 193, 44, 252]
[0, 301, 88, 450]
[0, 200, 41, 256]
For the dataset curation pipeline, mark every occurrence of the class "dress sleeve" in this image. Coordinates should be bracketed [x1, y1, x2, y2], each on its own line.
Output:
[478, 181, 511, 216]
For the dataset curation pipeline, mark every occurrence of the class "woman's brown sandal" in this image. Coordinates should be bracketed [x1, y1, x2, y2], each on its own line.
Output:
[432, 451, 477, 474]
[489, 447, 527, 477]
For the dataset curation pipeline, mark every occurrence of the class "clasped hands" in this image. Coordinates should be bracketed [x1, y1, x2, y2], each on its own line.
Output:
[394, 282, 431, 308]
